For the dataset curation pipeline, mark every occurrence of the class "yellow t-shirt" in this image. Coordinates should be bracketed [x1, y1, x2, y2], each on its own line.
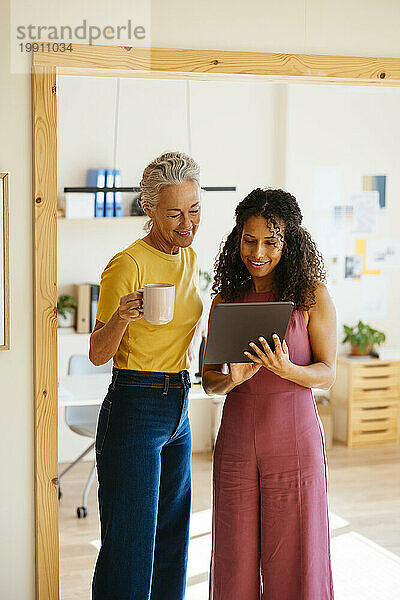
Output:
[96, 239, 203, 372]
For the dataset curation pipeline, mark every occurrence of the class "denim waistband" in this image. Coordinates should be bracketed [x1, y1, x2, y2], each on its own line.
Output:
[111, 367, 191, 391]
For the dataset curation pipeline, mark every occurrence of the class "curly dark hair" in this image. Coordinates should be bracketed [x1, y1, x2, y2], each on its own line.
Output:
[212, 188, 326, 310]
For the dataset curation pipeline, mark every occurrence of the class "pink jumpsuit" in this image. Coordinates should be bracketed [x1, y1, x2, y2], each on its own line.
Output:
[209, 290, 334, 599]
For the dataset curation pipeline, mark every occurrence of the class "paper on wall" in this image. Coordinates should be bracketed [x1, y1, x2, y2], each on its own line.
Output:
[312, 167, 342, 211]
[326, 256, 340, 285]
[360, 275, 387, 319]
[363, 174, 386, 209]
[351, 192, 379, 236]
[345, 255, 363, 279]
[334, 205, 354, 228]
[315, 220, 346, 260]
[365, 238, 400, 270]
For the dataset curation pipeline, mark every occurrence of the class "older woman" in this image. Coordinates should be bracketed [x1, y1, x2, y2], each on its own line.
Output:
[90, 152, 203, 600]
[203, 188, 336, 600]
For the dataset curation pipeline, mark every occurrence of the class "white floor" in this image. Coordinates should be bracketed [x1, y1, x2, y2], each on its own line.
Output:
[187, 509, 400, 600]
[330, 531, 400, 600]
[91, 509, 400, 599]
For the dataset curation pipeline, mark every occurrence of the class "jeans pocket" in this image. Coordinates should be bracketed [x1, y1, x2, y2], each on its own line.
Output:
[95, 398, 112, 456]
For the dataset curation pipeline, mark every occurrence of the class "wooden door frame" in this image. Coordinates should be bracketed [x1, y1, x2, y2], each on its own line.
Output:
[32, 44, 400, 599]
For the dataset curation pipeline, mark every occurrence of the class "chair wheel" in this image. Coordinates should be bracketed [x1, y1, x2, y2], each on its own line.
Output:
[77, 506, 88, 518]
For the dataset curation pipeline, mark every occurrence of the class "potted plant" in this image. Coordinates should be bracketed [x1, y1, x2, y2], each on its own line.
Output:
[199, 269, 212, 293]
[342, 320, 386, 356]
[57, 294, 77, 328]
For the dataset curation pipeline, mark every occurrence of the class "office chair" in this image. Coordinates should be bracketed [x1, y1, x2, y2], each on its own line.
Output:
[59, 354, 112, 518]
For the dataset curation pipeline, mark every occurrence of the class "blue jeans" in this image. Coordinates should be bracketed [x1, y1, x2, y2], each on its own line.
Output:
[92, 368, 192, 600]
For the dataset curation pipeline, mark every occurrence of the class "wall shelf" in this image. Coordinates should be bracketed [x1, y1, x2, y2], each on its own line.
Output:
[64, 186, 237, 193]
[60, 186, 237, 220]
[57, 328, 90, 336]
[57, 215, 147, 222]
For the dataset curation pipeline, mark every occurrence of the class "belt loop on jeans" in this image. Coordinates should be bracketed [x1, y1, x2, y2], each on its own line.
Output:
[163, 374, 169, 395]
[111, 369, 118, 391]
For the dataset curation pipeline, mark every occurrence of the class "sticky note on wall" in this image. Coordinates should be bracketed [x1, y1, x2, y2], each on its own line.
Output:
[355, 238, 380, 275]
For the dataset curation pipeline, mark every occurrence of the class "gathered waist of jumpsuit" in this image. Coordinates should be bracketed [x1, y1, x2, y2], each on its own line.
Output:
[111, 367, 191, 390]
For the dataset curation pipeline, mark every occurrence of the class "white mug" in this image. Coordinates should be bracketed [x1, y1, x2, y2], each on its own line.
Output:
[140, 283, 175, 325]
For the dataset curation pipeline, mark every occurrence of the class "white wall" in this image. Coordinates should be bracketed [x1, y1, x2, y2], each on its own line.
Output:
[3, 0, 400, 597]
[189, 79, 274, 275]
[0, 19, 34, 600]
[284, 84, 400, 345]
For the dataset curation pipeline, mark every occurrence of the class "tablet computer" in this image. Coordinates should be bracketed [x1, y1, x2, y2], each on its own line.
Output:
[204, 301, 294, 364]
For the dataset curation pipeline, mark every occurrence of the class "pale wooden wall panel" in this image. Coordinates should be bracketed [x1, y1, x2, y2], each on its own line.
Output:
[32, 64, 59, 600]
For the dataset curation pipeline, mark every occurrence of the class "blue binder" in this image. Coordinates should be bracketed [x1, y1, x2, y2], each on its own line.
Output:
[113, 169, 123, 217]
[87, 169, 105, 217]
[104, 169, 114, 217]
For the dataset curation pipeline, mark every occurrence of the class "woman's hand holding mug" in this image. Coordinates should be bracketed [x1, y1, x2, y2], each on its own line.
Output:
[117, 290, 144, 322]
[117, 284, 175, 325]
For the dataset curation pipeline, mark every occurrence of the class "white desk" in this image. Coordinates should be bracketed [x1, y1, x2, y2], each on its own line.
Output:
[58, 374, 224, 406]
[59, 373, 112, 407]
[58, 374, 224, 452]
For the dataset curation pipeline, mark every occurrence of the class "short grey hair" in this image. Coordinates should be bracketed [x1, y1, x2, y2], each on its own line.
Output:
[139, 151, 201, 231]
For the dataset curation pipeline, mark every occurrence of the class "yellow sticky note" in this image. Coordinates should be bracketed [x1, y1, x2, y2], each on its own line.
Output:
[355, 238, 380, 275]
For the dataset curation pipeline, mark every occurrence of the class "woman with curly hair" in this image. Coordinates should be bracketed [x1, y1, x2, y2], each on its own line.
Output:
[203, 188, 336, 600]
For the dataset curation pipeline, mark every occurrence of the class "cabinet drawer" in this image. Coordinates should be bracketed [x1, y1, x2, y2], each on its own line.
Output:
[352, 374, 397, 390]
[352, 363, 397, 390]
[352, 416, 398, 433]
[352, 363, 396, 379]
[351, 426, 398, 447]
[352, 402, 398, 422]
[352, 387, 398, 401]
[351, 397, 399, 447]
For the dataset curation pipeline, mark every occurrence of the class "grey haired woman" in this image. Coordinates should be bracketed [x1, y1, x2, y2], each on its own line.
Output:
[90, 152, 203, 600]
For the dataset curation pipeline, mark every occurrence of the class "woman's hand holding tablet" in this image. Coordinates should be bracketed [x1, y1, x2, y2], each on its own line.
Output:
[244, 333, 291, 378]
[229, 361, 262, 386]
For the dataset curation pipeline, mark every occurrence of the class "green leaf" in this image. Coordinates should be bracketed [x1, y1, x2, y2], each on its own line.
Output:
[342, 320, 386, 353]
[57, 294, 77, 315]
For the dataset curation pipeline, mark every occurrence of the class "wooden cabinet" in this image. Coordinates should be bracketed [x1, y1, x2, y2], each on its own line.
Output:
[330, 356, 400, 447]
